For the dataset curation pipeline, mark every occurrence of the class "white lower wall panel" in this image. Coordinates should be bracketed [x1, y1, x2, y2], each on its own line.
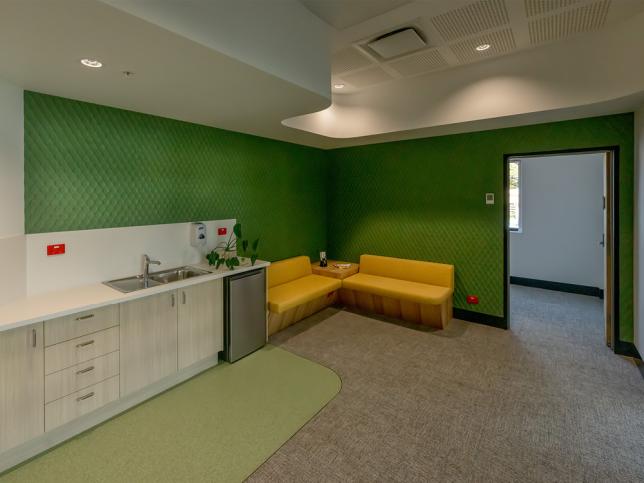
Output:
[0, 235, 26, 305]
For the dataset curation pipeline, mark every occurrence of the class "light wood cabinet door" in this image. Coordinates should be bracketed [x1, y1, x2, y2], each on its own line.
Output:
[178, 279, 223, 370]
[119, 291, 178, 396]
[0, 324, 45, 452]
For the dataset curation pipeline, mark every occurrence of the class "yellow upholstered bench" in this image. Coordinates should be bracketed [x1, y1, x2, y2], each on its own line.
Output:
[342, 254, 454, 329]
[267, 256, 341, 336]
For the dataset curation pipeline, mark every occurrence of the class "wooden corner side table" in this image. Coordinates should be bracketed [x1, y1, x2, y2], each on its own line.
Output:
[311, 260, 359, 305]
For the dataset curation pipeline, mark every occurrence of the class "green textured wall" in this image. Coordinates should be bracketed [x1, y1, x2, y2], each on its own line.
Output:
[24, 92, 327, 262]
[327, 114, 634, 342]
[23, 92, 635, 341]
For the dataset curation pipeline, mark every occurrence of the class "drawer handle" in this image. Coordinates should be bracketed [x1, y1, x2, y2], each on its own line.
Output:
[75, 314, 95, 321]
[76, 366, 95, 375]
[76, 392, 95, 402]
[76, 340, 95, 348]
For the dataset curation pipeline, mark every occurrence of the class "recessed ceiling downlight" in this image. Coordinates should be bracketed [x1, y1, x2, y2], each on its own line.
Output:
[475, 44, 491, 52]
[333, 83, 345, 89]
[80, 58, 102, 68]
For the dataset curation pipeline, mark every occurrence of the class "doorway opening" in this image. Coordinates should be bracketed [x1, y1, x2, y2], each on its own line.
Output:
[503, 148, 618, 351]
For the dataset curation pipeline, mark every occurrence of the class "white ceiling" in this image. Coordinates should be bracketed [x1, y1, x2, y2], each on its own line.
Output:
[313, 0, 644, 93]
[284, 0, 644, 146]
[1, 0, 644, 149]
[103, 0, 331, 99]
[0, 0, 331, 146]
[285, 5, 644, 145]
[301, 0, 411, 29]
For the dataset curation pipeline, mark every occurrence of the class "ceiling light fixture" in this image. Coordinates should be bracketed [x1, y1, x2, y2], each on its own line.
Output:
[475, 44, 491, 52]
[333, 83, 345, 89]
[80, 58, 102, 68]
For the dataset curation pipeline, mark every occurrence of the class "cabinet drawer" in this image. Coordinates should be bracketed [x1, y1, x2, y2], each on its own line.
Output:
[45, 326, 120, 375]
[45, 375, 119, 431]
[45, 351, 119, 403]
[45, 305, 119, 347]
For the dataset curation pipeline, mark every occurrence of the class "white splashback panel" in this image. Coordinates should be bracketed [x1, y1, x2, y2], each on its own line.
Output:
[26, 219, 236, 296]
[0, 235, 26, 305]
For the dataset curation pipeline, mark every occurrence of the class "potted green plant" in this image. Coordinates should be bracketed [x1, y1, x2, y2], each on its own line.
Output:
[206, 223, 260, 270]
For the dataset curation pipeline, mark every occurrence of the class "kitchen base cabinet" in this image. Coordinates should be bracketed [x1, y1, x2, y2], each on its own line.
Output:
[178, 279, 224, 369]
[119, 291, 178, 396]
[0, 268, 244, 470]
[0, 324, 45, 453]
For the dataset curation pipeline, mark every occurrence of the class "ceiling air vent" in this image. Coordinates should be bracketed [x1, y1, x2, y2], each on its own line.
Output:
[367, 28, 426, 59]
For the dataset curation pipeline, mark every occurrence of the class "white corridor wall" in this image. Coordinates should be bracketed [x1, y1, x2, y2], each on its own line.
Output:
[510, 153, 605, 289]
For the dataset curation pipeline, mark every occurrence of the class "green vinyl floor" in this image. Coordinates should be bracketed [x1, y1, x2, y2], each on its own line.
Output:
[1, 345, 341, 482]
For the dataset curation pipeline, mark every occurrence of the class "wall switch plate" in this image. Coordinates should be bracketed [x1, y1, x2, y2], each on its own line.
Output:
[47, 243, 65, 256]
[485, 193, 495, 205]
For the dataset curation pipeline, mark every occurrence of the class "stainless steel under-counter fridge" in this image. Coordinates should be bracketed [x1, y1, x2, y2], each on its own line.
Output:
[224, 268, 267, 362]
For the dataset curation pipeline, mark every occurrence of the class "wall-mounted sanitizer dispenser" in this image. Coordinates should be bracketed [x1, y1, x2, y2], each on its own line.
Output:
[190, 222, 207, 248]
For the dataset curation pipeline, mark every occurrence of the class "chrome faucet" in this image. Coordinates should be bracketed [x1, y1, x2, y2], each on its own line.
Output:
[143, 254, 161, 287]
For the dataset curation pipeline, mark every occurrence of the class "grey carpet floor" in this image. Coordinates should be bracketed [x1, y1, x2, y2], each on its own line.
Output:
[249, 285, 644, 483]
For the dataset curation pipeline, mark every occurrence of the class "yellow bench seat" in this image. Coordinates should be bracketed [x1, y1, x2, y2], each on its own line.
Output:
[342, 273, 452, 305]
[268, 274, 341, 314]
[341, 254, 454, 329]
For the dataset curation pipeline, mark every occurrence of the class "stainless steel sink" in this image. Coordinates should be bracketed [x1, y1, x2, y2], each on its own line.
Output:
[104, 266, 211, 293]
[104, 275, 164, 293]
[149, 267, 211, 284]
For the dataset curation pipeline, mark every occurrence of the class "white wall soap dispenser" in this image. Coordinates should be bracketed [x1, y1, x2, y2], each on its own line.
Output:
[190, 222, 207, 248]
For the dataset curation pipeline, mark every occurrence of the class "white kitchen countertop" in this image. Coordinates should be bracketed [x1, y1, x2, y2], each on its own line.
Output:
[0, 260, 270, 333]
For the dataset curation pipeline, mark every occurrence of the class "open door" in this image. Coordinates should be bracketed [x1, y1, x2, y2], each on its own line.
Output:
[603, 152, 613, 348]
